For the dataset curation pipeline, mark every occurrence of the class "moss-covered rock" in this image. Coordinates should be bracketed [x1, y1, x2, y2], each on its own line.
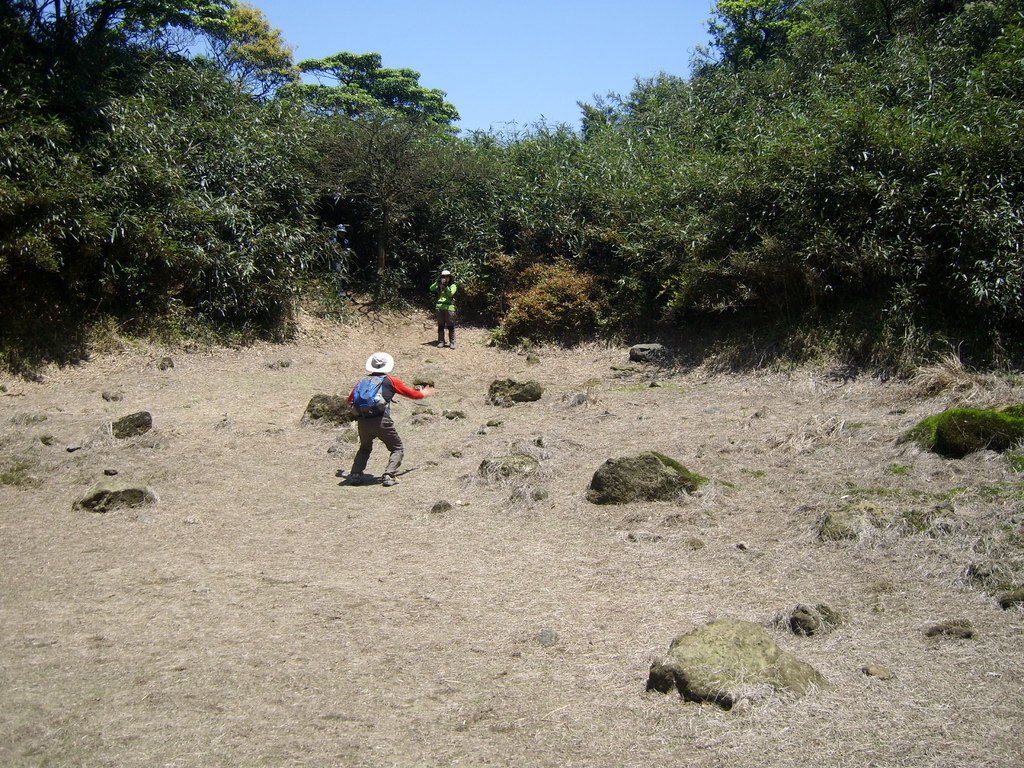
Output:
[479, 454, 541, 482]
[301, 394, 356, 426]
[75, 479, 157, 513]
[647, 619, 828, 708]
[111, 411, 152, 439]
[818, 500, 896, 541]
[997, 589, 1024, 609]
[903, 406, 1024, 458]
[774, 604, 843, 636]
[487, 379, 543, 406]
[587, 452, 705, 505]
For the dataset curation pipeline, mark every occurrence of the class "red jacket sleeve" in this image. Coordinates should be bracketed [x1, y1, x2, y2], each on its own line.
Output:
[387, 375, 425, 400]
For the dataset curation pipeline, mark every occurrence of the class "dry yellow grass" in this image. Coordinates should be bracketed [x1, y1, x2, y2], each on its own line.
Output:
[1, 311, 1022, 767]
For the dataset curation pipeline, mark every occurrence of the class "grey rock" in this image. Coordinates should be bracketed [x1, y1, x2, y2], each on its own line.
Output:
[629, 343, 667, 363]
[534, 628, 559, 648]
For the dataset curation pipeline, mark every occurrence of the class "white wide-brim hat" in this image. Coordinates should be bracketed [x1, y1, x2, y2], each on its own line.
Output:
[365, 352, 395, 374]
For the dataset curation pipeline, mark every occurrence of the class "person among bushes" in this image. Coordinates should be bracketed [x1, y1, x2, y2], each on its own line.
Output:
[343, 352, 434, 487]
[430, 269, 457, 349]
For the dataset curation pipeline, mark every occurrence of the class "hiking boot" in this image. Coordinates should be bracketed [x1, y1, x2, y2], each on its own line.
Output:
[436, 341, 445, 348]
[382, 474, 398, 487]
[448, 342, 456, 349]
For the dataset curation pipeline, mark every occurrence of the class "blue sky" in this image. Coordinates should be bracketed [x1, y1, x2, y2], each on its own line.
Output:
[247, 0, 716, 134]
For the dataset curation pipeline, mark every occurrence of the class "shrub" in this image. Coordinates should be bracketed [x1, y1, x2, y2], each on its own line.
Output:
[497, 263, 606, 345]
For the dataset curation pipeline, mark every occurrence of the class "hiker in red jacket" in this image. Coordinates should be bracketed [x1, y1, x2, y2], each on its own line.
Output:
[343, 352, 434, 487]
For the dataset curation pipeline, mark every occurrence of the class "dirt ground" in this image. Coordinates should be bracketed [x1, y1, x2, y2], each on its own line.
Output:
[2, 311, 1023, 768]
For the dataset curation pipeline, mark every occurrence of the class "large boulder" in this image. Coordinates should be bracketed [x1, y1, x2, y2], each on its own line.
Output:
[587, 452, 705, 505]
[302, 394, 356, 426]
[629, 343, 667, 363]
[903, 406, 1024, 458]
[647, 619, 828, 709]
[75, 479, 158, 513]
[111, 411, 152, 439]
[488, 379, 543, 407]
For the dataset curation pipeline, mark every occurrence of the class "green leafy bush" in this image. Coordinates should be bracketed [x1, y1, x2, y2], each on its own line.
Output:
[497, 263, 606, 345]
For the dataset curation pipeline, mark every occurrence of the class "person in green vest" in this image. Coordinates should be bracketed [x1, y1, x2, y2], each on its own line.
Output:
[430, 269, 457, 349]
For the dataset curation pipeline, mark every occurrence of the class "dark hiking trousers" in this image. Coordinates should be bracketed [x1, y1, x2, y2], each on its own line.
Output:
[350, 415, 404, 477]
[436, 308, 456, 346]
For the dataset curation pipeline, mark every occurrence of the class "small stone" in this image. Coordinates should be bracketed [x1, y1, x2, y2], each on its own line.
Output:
[450, 450, 463, 458]
[731, 698, 752, 715]
[924, 620, 975, 639]
[997, 589, 1024, 610]
[66, 445, 82, 453]
[778, 604, 843, 636]
[103, 469, 118, 476]
[627, 531, 663, 543]
[735, 542, 748, 551]
[430, 501, 454, 515]
[183, 516, 201, 525]
[158, 356, 174, 371]
[534, 628, 559, 648]
[442, 410, 467, 420]
[862, 663, 894, 680]
[102, 391, 122, 402]
[530, 487, 549, 502]
[39, 434, 55, 446]
[486, 420, 503, 428]
[686, 538, 706, 550]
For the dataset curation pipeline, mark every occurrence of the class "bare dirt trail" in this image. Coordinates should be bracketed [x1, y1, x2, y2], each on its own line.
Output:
[1, 311, 1022, 767]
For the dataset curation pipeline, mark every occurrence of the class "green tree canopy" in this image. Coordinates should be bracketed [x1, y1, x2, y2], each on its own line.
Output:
[203, 2, 297, 97]
[290, 51, 459, 126]
[706, 0, 806, 69]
